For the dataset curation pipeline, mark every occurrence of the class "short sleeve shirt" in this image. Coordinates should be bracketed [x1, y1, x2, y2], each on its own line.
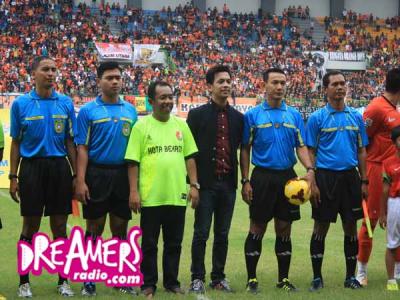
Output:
[10, 90, 76, 157]
[383, 154, 400, 198]
[75, 96, 138, 165]
[364, 96, 400, 163]
[125, 115, 198, 207]
[242, 101, 305, 169]
[306, 103, 368, 170]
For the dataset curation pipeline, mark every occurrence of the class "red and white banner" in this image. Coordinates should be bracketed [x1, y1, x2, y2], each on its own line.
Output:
[95, 43, 133, 62]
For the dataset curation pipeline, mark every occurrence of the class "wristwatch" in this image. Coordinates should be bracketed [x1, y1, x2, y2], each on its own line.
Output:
[190, 183, 200, 190]
[241, 178, 250, 185]
[8, 174, 18, 180]
[361, 179, 369, 185]
[306, 167, 316, 172]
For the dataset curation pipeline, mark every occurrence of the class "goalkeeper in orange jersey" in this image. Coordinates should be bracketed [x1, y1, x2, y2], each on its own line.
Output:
[357, 69, 400, 286]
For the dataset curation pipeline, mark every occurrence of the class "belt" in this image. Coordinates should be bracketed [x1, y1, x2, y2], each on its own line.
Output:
[88, 162, 127, 169]
[215, 173, 232, 181]
[22, 156, 66, 161]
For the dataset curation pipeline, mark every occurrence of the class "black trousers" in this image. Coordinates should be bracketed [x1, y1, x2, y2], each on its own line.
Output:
[140, 205, 186, 291]
[191, 179, 236, 282]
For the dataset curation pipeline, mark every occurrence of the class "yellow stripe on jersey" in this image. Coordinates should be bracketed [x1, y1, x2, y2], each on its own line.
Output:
[25, 116, 44, 121]
[120, 117, 133, 123]
[52, 115, 68, 119]
[93, 118, 111, 124]
[249, 127, 254, 145]
[283, 123, 296, 129]
[345, 126, 359, 131]
[256, 123, 273, 128]
[69, 119, 73, 137]
[85, 126, 91, 145]
[321, 127, 338, 132]
[297, 129, 304, 146]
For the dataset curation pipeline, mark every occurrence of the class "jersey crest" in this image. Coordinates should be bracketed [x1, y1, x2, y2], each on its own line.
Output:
[54, 119, 65, 134]
[122, 122, 131, 137]
[176, 130, 183, 141]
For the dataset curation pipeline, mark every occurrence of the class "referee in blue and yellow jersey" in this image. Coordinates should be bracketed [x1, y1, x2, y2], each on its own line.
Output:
[9, 56, 77, 297]
[306, 70, 368, 291]
[75, 61, 138, 296]
[240, 68, 317, 294]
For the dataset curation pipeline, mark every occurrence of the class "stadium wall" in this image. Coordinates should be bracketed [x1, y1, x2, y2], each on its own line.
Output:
[76, 0, 127, 7]
[275, 0, 329, 17]
[142, 0, 189, 10]
[344, 0, 398, 18]
[206, 0, 261, 13]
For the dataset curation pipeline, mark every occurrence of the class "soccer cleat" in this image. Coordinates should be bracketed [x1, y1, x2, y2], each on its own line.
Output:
[246, 278, 259, 294]
[57, 281, 74, 297]
[189, 279, 206, 294]
[309, 277, 324, 292]
[387, 280, 399, 291]
[18, 283, 33, 298]
[81, 282, 96, 296]
[114, 286, 139, 296]
[209, 279, 234, 292]
[276, 278, 298, 292]
[344, 277, 363, 289]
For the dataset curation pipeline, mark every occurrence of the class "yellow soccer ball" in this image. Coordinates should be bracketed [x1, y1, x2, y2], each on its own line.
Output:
[284, 178, 311, 205]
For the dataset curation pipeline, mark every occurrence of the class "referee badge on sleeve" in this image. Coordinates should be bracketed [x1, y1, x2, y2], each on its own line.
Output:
[122, 122, 131, 136]
[54, 119, 65, 134]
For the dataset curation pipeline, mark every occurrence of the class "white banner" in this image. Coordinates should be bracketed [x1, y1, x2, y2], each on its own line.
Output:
[95, 43, 133, 62]
[311, 51, 366, 71]
[328, 52, 365, 62]
[133, 44, 161, 66]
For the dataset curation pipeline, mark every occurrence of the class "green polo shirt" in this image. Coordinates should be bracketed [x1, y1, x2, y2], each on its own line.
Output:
[125, 115, 198, 207]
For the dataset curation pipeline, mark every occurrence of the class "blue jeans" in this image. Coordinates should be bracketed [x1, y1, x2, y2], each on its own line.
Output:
[190, 179, 236, 282]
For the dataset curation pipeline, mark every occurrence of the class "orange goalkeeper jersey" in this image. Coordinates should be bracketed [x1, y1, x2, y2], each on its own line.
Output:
[364, 96, 400, 163]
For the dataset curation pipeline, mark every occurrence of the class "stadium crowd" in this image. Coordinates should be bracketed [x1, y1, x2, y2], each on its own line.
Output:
[0, 0, 400, 106]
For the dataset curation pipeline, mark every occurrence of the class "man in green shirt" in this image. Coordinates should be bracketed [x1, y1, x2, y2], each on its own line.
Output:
[125, 81, 199, 298]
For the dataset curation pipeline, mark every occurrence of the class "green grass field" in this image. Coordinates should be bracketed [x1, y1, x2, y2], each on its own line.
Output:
[0, 164, 397, 299]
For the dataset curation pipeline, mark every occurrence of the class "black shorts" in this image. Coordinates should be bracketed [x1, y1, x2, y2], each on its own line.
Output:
[249, 167, 300, 223]
[19, 157, 73, 217]
[82, 163, 131, 220]
[313, 168, 363, 223]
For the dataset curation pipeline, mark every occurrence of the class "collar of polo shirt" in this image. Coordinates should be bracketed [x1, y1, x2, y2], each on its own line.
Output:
[29, 89, 58, 100]
[262, 100, 287, 111]
[325, 103, 350, 114]
[95, 95, 124, 105]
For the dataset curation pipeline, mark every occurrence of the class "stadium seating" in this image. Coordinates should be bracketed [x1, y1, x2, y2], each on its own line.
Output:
[0, 0, 399, 107]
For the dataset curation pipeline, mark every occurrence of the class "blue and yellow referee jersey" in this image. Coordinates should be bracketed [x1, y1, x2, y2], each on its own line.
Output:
[10, 90, 76, 158]
[75, 96, 138, 165]
[242, 100, 305, 170]
[305, 103, 368, 171]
